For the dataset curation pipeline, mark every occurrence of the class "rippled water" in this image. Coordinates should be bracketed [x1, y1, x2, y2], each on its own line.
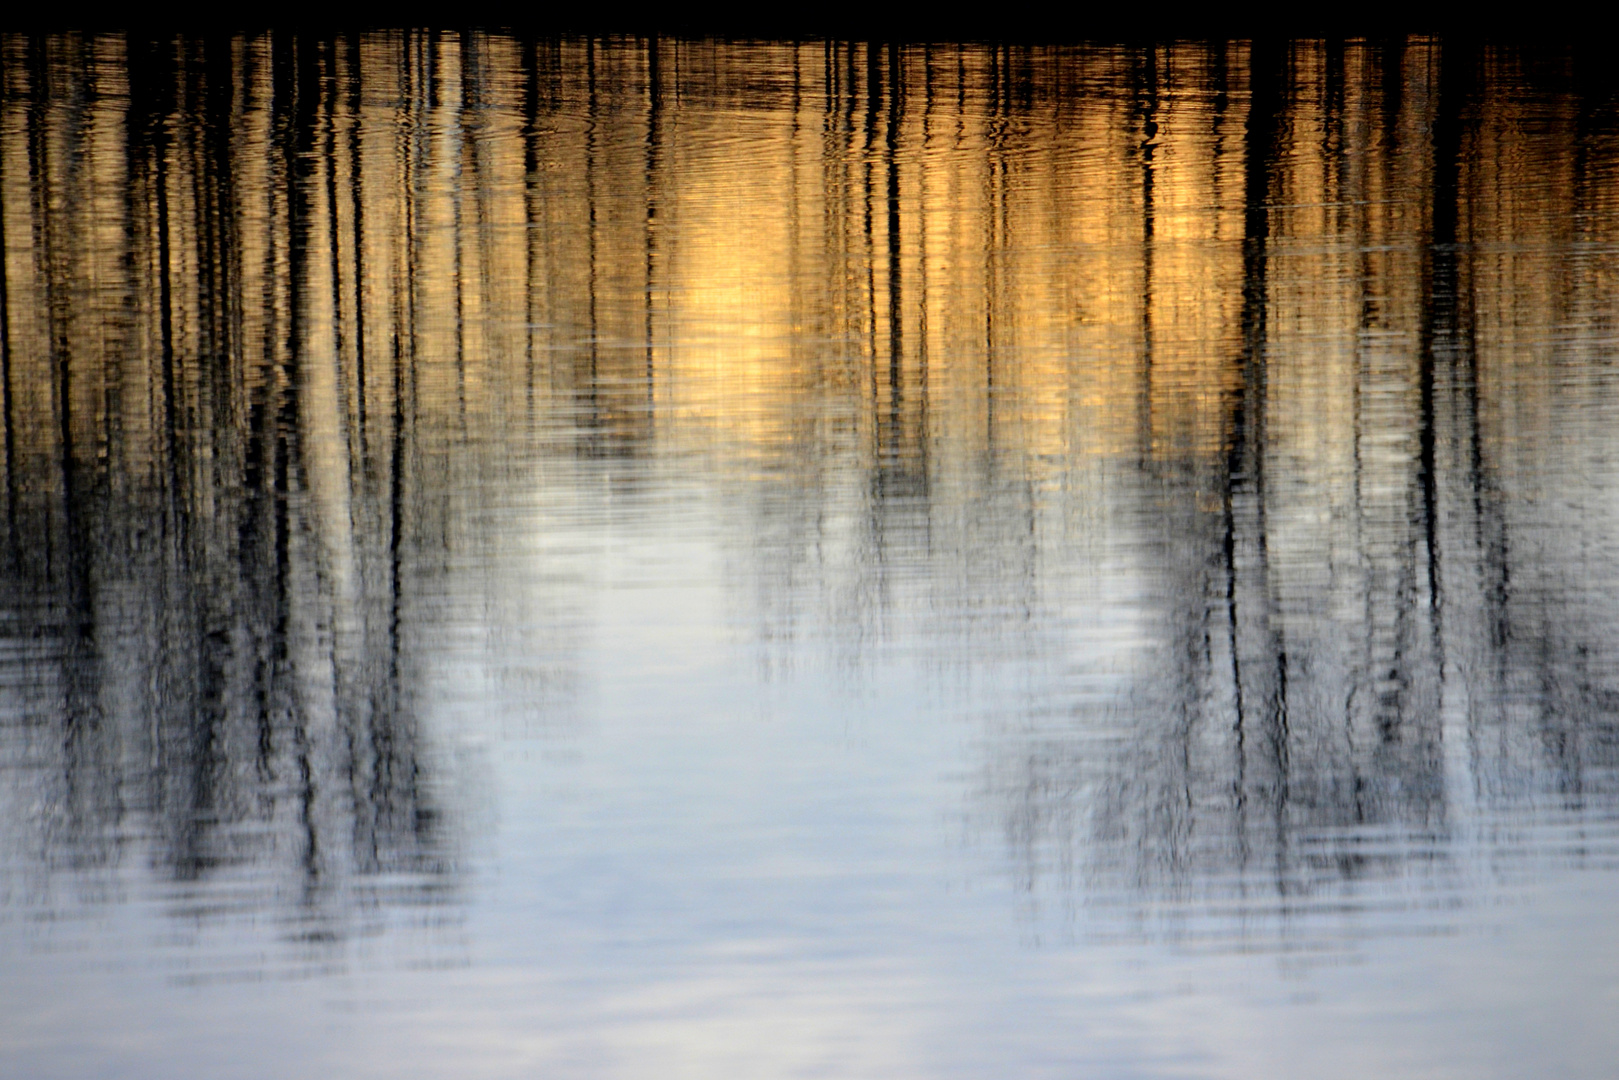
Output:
[2, 33, 1618, 1078]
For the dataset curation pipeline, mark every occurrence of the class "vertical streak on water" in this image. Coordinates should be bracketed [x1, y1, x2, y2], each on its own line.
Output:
[1137, 45, 1157, 464]
[1420, 48, 1458, 639]
[1426, 40, 1470, 835]
[861, 41, 878, 509]
[282, 32, 318, 900]
[448, 35, 468, 443]
[0, 42, 13, 553]
[348, 35, 368, 453]
[584, 37, 599, 450]
[884, 43, 905, 498]
[33, 38, 100, 841]
[637, 34, 650, 414]
[394, 30, 424, 847]
[915, 45, 931, 477]
[983, 47, 1001, 460]
[1224, 38, 1284, 880]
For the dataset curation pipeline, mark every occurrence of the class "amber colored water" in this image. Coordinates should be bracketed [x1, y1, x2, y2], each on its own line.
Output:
[2, 34, 1618, 1078]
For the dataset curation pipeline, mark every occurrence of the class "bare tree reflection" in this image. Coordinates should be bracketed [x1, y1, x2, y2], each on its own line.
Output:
[0, 33, 480, 961]
[5, 30, 1619, 964]
[981, 41, 1619, 932]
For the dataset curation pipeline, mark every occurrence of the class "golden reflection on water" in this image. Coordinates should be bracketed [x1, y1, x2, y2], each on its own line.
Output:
[3, 32, 1619, 961]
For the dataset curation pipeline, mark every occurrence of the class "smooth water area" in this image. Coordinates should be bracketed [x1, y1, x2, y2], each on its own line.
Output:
[2, 34, 1618, 1078]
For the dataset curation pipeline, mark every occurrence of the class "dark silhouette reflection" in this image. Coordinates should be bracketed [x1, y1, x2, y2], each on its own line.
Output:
[0, 34, 481, 964]
[982, 41, 1619, 935]
[4, 30, 1619, 969]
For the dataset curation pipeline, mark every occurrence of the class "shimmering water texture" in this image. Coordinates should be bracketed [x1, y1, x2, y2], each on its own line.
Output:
[3, 34, 1618, 1079]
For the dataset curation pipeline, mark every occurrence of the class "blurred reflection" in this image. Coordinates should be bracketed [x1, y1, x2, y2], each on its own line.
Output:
[3, 31, 1619, 969]
[972, 40, 1619, 930]
[0, 34, 486, 961]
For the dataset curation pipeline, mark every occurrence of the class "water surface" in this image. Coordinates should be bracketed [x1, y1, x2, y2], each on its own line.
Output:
[2, 33, 1618, 1078]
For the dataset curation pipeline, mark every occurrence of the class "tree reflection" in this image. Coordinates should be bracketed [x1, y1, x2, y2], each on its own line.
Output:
[0, 33, 469, 957]
[4, 30, 1619, 960]
[983, 40, 1619, 926]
